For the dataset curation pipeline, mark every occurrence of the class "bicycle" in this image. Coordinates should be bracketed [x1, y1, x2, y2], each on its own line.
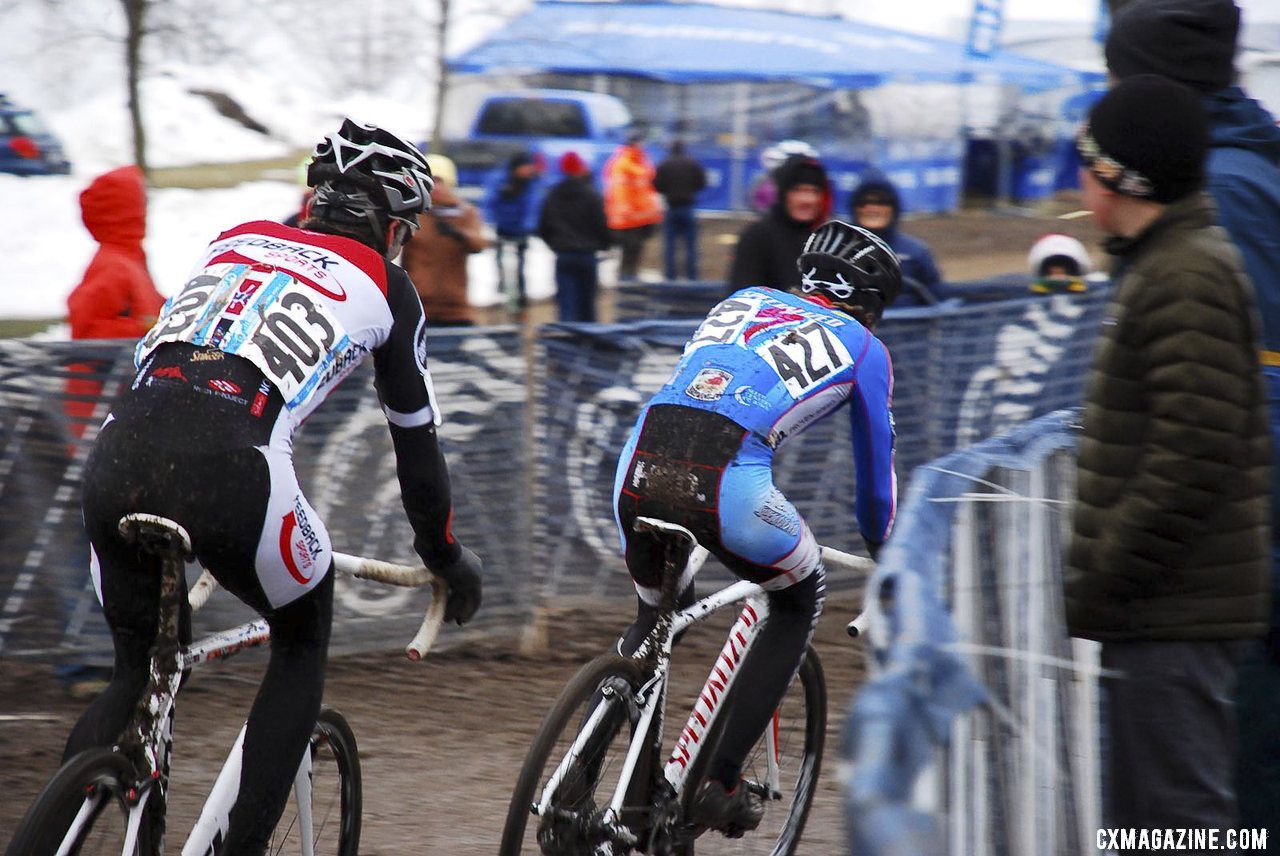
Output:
[500, 515, 873, 855]
[6, 512, 446, 856]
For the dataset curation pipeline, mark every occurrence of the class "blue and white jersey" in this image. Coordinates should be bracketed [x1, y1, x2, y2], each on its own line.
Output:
[646, 286, 896, 543]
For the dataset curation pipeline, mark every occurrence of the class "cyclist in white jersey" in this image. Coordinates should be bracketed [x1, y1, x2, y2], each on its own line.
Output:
[65, 120, 482, 854]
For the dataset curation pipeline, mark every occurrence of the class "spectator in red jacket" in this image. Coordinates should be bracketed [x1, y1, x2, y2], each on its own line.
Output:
[67, 166, 164, 339]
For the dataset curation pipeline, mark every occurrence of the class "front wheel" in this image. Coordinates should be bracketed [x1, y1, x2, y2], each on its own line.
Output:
[269, 705, 362, 856]
[500, 655, 651, 855]
[5, 747, 154, 856]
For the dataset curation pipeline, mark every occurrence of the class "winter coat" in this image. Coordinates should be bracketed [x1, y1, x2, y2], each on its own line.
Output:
[484, 166, 541, 239]
[849, 170, 942, 304]
[603, 144, 662, 231]
[1065, 192, 1271, 641]
[537, 177, 611, 254]
[400, 184, 490, 324]
[67, 166, 163, 339]
[727, 155, 831, 293]
[653, 153, 707, 209]
[1203, 86, 1280, 353]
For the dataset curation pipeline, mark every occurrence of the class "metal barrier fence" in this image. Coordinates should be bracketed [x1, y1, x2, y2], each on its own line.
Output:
[844, 410, 1102, 856]
[0, 285, 1110, 665]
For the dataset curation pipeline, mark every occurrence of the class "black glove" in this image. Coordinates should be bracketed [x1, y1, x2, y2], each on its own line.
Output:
[432, 545, 482, 625]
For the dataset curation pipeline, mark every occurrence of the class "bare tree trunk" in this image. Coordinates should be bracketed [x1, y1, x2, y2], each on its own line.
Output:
[429, 0, 451, 152]
[122, 0, 148, 176]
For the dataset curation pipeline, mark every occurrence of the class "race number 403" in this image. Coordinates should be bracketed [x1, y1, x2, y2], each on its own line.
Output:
[756, 321, 853, 397]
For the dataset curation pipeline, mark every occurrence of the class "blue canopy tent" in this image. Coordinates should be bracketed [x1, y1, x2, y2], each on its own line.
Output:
[448, 0, 1094, 211]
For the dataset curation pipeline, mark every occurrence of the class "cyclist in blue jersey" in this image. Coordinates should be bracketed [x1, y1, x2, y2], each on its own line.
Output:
[613, 219, 900, 835]
[64, 120, 482, 854]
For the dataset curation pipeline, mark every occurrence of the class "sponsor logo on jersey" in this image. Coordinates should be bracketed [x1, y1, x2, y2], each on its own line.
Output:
[733, 386, 770, 408]
[754, 490, 801, 535]
[224, 276, 264, 316]
[279, 498, 322, 584]
[314, 345, 364, 391]
[151, 365, 187, 382]
[208, 379, 241, 396]
[742, 306, 807, 343]
[250, 380, 272, 417]
[209, 247, 347, 300]
[686, 368, 733, 402]
[189, 349, 224, 362]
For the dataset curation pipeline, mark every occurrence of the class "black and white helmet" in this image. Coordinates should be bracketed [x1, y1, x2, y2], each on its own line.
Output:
[795, 220, 902, 325]
[306, 119, 434, 243]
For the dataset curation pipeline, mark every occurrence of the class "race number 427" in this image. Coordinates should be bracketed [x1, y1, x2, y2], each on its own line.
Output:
[756, 321, 853, 397]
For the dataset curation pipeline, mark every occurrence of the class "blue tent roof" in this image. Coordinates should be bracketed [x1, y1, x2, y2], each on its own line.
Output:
[450, 1, 1091, 92]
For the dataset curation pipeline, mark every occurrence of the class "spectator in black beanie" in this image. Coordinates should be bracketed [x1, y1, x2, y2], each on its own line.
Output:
[1066, 73, 1271, 835]
[727, 154, 831, 295]
[1107, 4, 1280, 832]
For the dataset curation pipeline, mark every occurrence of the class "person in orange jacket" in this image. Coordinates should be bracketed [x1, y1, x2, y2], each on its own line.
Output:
[603, 134, 663, 282]
[67, 166, 164, 339]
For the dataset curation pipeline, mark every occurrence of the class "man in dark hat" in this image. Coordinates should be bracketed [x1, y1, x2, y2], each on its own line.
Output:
[1107, 3, 1280, 829]
[726, 153, 831, 295]
[1066, 73, 1271, 833]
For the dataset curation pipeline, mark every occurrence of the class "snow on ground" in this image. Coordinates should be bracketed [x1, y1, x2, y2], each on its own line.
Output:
[0, 166, 559, 325]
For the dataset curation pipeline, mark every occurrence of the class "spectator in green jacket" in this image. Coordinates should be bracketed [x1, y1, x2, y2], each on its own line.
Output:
[1066, 75, 1271, 832]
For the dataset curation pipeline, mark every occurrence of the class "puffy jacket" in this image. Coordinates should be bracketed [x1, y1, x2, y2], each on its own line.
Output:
[400, 183, 490, 324]
[1065, 193, 1271, 641]
[603, 144, 662, 231]
[67, 166, 163, 339]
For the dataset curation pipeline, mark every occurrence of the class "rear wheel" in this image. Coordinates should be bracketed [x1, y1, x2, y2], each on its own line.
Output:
[500, 655, 652, 855]
[672, 645, 827, 855]
[5, 747, 154, 856]
[268, 705, 362, 856]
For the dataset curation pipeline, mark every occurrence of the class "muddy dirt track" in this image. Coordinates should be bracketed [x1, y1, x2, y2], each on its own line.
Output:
[1, 595, 865, 853]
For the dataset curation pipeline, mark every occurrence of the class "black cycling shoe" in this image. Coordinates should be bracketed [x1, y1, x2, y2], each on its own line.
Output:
[688, 779, 764, 838]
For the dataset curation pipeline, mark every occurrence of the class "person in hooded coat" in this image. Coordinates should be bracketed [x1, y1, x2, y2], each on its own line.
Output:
[67, 165, 163, 339]
[849, 169, 942, 306]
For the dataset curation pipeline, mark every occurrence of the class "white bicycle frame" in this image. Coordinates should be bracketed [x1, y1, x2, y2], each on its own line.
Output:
[535, 517, 871, 839]
[54, 536, 445, 856]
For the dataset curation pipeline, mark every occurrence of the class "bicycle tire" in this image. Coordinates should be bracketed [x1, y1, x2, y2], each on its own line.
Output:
[269, 705, 362, 856]
[676, 644, 826, 856]
[5, 747, 154, 856]
[500, 655, 650, 855]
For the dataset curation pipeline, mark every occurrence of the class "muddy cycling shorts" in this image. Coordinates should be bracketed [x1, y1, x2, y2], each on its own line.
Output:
[613, 404, 821, 605]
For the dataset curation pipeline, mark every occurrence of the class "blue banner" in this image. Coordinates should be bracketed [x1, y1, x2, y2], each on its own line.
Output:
[966, 0, 1006, 59]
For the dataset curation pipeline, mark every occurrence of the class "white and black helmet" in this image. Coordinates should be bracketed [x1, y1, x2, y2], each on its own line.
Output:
[307, 119, 434, 240]
[795, 220, 902, 324]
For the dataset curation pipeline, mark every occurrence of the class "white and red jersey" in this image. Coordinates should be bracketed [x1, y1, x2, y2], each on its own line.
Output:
[136, 220, 439, 431]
